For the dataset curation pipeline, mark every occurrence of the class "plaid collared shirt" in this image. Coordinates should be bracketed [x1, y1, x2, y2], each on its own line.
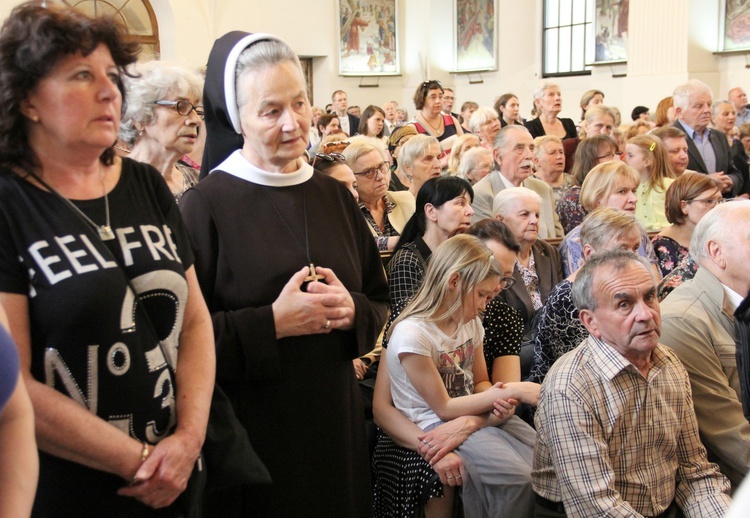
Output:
[533, 335, 731, 517]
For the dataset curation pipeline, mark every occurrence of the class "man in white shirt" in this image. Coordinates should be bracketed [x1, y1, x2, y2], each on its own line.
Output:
[331, 89, 360, 136]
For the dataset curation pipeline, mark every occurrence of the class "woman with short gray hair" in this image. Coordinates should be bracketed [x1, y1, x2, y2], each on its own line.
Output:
[524, 81, 577, 140]
[469, 106, 502, 151]
[120, 60, 204, 202]
[493, 187, 563, 347]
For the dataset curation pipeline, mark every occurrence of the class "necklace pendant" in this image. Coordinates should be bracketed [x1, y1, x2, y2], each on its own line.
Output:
[305, 263, 325, 283]
[98, 225, 115, 241]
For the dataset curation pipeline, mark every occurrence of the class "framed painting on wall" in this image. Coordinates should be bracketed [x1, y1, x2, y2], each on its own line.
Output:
[454, 0, 497, 72]
[592, 0, 628, 64]
[720, 0, 750, 52]
[338, 0, 399, 76]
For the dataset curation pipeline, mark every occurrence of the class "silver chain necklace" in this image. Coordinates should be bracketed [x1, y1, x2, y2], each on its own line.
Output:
[28, 165, 115, 241]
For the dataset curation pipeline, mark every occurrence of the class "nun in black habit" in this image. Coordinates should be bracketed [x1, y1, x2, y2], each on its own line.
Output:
[180, 31, 388, 517]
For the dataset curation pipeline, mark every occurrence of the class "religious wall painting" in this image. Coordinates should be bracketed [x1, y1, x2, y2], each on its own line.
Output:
[720, 0, 750, 52]
[593, 0, 628, 64]
[454, 0, 497, 72]
[338, 0, 399, 76]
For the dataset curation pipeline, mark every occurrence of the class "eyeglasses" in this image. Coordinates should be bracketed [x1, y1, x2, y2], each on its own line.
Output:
[596, 152, 617, 160]
[422, 80, 442, 91]
[499, 276, 516, 291]
[152, 100, 204, 119]
[685, 196, 724, 208]
[312, 153, 345, 167]
[355, 161, 389, 179]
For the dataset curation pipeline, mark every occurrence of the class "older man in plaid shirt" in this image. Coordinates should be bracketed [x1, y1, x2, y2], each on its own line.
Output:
[532, 251, 731, 517]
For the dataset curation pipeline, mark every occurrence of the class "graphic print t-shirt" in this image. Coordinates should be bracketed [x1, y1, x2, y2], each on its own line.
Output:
[0, 159, 194, 445]
[387, 317, 483, 430]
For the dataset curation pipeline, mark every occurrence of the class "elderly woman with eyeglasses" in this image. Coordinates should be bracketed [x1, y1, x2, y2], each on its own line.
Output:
[343, 139, 415, 252]
[120, 60, 204, 203]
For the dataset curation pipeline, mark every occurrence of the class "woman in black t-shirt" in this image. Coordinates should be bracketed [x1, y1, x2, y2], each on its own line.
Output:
[0, 4, 215, 516]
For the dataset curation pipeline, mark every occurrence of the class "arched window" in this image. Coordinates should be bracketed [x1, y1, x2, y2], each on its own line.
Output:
[57, 0, 159, 57]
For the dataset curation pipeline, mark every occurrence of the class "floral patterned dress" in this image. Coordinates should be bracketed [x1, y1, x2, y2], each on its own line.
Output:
[652, 235, 688, 278]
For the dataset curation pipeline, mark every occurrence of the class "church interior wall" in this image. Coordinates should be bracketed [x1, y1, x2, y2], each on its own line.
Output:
[1, 0, 749, 120]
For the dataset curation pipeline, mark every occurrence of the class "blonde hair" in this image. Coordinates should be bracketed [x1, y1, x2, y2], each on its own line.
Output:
[447, 134, 481, 175]
[627, 134, 676, 192]
[579, 161, 640, 211]
[389, 234, 500, 335]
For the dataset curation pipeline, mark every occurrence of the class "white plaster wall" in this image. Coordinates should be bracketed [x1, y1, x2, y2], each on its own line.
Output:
[1, 0, 750, 119]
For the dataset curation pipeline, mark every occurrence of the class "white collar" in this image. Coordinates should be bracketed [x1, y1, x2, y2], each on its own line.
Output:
[211, 150, 314, 186]
[722, 282, 744, 312]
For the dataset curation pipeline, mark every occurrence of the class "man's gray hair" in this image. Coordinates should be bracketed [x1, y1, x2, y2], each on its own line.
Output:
[492, 186, 542, 219]
[468, 106, 498, 134]
[572, 250, 652, 312]
[673, 79, 713, 111]
[399, 134, 439, 169]
[493, 124, 530, 152]
[691, 199, 750, 262]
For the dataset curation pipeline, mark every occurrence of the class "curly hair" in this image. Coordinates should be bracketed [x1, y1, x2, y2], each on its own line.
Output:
[120, 61, 204, 146]
[0, 2, 139, 170]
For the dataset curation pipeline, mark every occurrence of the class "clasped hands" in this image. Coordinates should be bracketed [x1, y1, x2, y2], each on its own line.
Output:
[273, 265, 356, 339]
[117, 431, 200, 509]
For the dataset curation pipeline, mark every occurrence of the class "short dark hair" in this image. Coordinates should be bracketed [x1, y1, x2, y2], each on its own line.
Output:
[0, 2, 139, 170]
[465, 219, 521, 253]
[316, 113, 339, 134]
[631, 105, 649, 121]
[413, 80, 443, 110]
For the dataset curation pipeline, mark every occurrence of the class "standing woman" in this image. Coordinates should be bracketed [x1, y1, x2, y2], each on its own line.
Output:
[494, 93, 523, 128]
[0, 3, 215, 515]
[120, 60, 204, 203]
[180, 31, 388, 517]
[359, 104, 387, 141]
[524, 82, 577, 140]
[411, 80, 464, 168]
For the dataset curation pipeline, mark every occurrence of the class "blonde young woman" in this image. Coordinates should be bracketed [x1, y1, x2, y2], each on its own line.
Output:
[382, 234, 538, 518]
[624, 134, 676, 231]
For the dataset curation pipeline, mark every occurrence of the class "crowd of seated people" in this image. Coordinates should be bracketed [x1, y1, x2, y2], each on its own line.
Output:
[4, 2, 750, 516]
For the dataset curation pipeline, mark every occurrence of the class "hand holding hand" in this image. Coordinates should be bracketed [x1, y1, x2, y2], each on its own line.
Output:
[272, 266, 354, 338]
[432, 452, 464, 486]
[417, 416, 477, 465]
[117, 432, 200, 508]
[352, 358, 368, 380]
